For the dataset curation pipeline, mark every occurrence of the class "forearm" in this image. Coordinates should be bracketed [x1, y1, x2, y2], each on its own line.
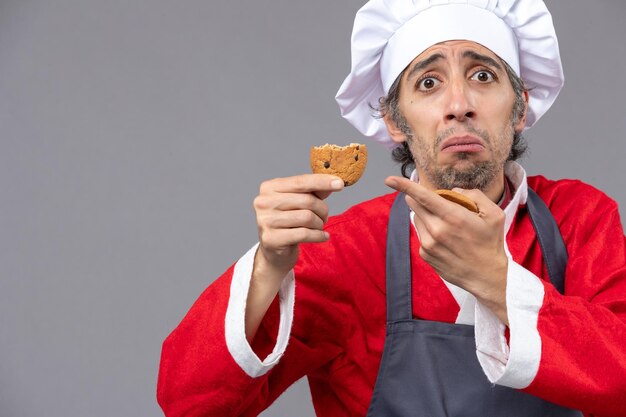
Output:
[467, 256, 509, 326]
[245, 248, 293, 342]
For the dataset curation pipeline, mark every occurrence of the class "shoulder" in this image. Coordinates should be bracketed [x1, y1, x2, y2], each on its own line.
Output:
[526, 175, 623, 239]
[527, 175, 618, 213]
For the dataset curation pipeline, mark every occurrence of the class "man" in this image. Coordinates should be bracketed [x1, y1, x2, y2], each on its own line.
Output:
[157, 0, 626, 416]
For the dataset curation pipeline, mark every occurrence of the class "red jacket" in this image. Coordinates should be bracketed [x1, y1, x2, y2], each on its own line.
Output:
[157, 174, 626, 417]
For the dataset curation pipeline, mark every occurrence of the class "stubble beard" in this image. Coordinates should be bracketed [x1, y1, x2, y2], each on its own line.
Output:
[409, 124, 514, 191]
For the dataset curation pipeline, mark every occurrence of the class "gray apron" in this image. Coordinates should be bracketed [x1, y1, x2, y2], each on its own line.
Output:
[366, 190, 582, 416]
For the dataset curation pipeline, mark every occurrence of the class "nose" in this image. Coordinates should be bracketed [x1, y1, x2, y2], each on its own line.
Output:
[444, 78, 475, 123]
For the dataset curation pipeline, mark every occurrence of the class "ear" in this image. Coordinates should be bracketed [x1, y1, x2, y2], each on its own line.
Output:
[514, 90, 530, 133]
[383, 113, 409, 144]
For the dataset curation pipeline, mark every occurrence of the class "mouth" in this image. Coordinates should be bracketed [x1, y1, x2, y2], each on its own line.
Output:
[440, 135, 486, 154]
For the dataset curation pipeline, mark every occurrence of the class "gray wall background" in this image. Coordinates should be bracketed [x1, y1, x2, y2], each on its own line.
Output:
[1, 1, 625, 416]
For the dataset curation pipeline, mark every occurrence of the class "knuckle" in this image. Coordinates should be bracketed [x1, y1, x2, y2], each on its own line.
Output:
[303, 210, 318, 225]
[305, 193, 317, 205]
[256, 212, 275, 231]
[428, 224, 446, 242]
[318, 201, 329, 217]
[259, 180, 272, 195]
[292, 176, 307, 191]
[419, 246, 433, 262]
[293, 228, 309, 242]
[320, 205, 329, 219]
[419, 236, 435, 252]
[256, 221, 270, 237]
[258, 229, 272, 247]
[253, 195, 266, 210]
[494, 210, 506, 225]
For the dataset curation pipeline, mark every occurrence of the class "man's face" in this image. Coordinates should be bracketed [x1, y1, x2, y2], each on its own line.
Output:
[385, 40, 527, 192]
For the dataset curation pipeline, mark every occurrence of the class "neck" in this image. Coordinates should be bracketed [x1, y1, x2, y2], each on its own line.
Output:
[483, 174, 506, 204]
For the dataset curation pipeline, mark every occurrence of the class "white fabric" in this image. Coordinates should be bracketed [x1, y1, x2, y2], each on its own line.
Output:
[225, 162, 544, 388]
[477, 260, 545, 388]
[224, 243, 295, 377]
[335, 0, 564, 148]
[382, 4, 519, 92]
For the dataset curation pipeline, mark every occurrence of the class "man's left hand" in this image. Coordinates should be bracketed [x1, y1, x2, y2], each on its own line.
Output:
[385, 176, 509, 324]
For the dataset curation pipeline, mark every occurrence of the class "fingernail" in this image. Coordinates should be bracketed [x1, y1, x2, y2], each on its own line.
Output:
[323, 231, 330, 240]
[331, 179, 344, 190]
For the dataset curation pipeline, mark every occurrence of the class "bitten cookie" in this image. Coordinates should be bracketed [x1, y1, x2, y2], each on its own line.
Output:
[310, 143, 367, 186]
[435, 189, 479, 213]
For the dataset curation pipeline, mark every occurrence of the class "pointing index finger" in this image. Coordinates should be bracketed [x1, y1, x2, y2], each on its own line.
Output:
[384, 176, 448, 214]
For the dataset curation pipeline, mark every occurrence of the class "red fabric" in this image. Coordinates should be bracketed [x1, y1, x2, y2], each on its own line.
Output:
[157, 176, 626, 417]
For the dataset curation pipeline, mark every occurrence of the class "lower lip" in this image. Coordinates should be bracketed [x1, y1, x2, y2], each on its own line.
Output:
[442, 143, 485, 153]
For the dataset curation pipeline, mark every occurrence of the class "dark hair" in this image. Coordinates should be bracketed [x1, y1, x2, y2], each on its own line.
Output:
[378, 60, 528, 178]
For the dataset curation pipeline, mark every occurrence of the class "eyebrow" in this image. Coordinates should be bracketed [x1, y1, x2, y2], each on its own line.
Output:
[405, 50, 504, 81]
[405, 53, 445, 81]
[462, 50, 503, 71]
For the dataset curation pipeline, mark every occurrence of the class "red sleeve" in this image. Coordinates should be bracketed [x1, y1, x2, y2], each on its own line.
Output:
[524, 181, 626, 417]
[157, 264, 254, 416]
[156, 263, 327, 416]
[156, 250, 349, 417]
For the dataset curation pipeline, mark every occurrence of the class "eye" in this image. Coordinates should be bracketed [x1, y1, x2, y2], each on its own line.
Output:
[471, 70, 495, 83]
[416, 76, 441, 91]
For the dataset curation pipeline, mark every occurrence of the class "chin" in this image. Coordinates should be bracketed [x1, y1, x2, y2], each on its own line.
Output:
[430, 160, 499, 191]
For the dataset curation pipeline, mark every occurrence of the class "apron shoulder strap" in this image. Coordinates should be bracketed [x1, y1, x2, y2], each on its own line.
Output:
[386, 193, 412, 322]
[525, 187, 568, 294]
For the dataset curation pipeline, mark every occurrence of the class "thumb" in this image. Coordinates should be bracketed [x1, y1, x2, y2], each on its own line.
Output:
[314, 177, 344, 200]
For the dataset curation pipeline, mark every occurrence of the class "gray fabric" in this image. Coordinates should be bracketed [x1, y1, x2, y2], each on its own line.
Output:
[366, 192, 582, 416]
[526, 188, 569, 294]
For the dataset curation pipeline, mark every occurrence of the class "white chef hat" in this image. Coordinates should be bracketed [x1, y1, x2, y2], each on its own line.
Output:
[335, 0, 565, 148]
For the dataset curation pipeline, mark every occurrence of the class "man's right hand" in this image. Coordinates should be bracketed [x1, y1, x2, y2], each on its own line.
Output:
[245, 174, 344, 342]
[253, 174, 344, 275]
